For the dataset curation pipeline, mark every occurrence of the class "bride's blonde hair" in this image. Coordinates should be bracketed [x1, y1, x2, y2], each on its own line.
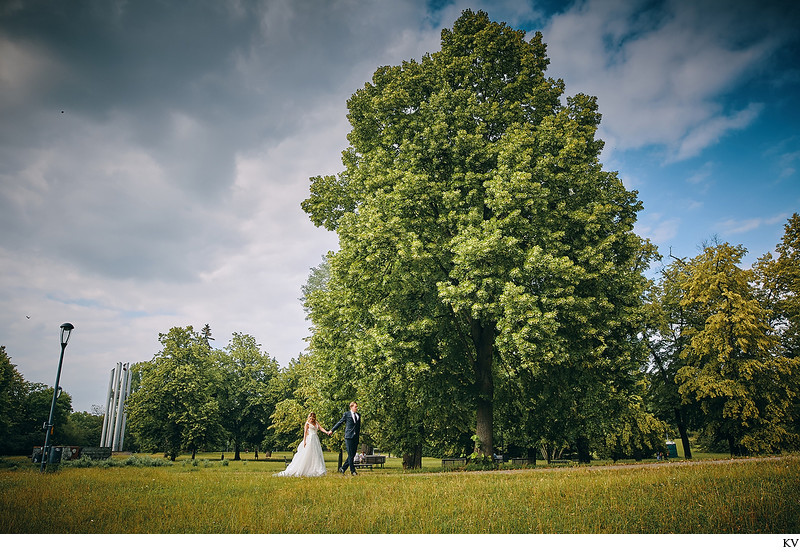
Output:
[307, 412, 317, 424]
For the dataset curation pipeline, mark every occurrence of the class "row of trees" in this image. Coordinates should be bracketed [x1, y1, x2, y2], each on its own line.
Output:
[116, 216, 799, 465]
[0, 331, 334, 460]
[128, 329, 288, 460]
[0, 346, 103, 455]
[2, 210, 796, 461]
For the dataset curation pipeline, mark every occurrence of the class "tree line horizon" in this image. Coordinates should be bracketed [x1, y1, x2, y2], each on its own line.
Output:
[2, 10, 798, 465]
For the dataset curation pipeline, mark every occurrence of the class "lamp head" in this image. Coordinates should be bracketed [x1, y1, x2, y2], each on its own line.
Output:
[60, 322, 74, 347]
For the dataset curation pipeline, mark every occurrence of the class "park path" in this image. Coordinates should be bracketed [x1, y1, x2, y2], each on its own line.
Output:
[402, 454, 790, 476]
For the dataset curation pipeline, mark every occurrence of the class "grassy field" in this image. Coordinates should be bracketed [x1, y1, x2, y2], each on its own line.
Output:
[1, 453, 798, 533]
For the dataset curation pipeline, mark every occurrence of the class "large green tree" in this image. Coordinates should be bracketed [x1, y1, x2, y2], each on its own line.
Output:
[127, 326, 224, 460]
[216, 332, 281, 460]
[302, 10, 654, 462]
[677, 242, 799, 455]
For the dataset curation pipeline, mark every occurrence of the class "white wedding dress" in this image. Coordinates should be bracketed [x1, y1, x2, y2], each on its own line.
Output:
[274, 423, 327, 477]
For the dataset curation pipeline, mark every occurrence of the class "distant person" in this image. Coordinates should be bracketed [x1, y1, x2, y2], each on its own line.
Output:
[330, 401, 362, 475]
[273, 412, 330, 477]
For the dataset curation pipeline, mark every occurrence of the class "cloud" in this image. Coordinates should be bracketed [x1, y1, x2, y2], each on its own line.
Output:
[0, 36, 62, 113]
[542, 0, 794, 161]
[772, 144, 800, 182]
[670, 103, 762, 162]
[634, 213, 680, 245]
[716, 213, 791, 236]
[0, 0, 447, 410]
[0, 112, 242, 281]
[686, 161, 715, 187]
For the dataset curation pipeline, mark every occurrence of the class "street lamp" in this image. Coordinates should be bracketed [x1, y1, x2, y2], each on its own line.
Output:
[40, 322, 74, 473]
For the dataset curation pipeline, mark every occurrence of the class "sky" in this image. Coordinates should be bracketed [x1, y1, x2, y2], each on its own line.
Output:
[1, 0, 799, 413]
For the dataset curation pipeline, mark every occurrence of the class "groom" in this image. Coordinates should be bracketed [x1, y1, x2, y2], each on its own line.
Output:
[330, 401, 361, 475]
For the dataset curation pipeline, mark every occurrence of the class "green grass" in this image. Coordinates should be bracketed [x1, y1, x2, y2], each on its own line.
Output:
[1, 454, 797, 533]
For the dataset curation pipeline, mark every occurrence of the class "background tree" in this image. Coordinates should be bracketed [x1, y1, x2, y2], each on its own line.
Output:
[303, 10, 654, 462]
[216, 332, 280, 460]
[677, 242, 799, 455]
[593, 394, 668, 461]
[754, 213, 800, 442]
[642, 257, 700, 459]
[62, 407, 105, 448]
[20, 383, 72, 455]
[1, 346, 73, 454]
[127, 326, 224, 460]
[0, 346, 27, 454]
[200, 323, 215, 346]
[267, 355, 336, 453]
[755, 214, 800, 358]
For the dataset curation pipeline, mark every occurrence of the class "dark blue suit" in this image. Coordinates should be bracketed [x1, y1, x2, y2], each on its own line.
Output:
[331, 410, 361, 473]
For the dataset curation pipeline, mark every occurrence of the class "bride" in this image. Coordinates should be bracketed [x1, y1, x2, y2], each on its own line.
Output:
[274, 412, 330, 477]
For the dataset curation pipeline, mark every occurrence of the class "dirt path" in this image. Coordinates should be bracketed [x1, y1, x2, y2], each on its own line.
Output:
[404, 454, 791, 476]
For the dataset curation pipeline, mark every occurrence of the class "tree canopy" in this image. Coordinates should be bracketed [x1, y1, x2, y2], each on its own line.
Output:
[302, 9, 656, 463]
[127, 326, 224, 460]
[645, 233, 800, 455]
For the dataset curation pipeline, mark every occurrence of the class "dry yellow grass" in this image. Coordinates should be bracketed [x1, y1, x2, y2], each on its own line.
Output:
[1, 455, 797, 533]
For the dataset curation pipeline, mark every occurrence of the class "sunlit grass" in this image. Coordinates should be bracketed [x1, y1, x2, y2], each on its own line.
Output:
[1, 455, 797, 533]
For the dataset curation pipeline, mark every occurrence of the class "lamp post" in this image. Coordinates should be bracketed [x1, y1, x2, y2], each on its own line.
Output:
[40, 322, 74, 473]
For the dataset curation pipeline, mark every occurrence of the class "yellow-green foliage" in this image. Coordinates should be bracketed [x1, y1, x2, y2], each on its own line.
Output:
[1, 456, 797, 533]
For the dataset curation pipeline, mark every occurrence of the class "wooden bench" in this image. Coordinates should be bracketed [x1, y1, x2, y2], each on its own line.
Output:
[511, 457, 536, 466]
[354, 454, 386, 470]
[548, 458, 571, 465]
[441, 457, 467, 468]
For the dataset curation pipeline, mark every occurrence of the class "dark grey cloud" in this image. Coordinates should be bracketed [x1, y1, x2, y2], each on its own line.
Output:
[0, 0, 441, 410]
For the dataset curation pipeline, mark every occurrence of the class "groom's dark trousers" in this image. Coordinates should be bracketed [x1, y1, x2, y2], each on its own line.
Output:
[342, 437, 358, 474]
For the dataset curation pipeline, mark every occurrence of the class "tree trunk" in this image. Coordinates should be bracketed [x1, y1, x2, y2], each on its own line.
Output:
[674, 407, 692, 460]
[234, 439, 241, 461]
[576, 435, 591, 464]
[728, 435, 747, 457]
[403, 444, 422, 469]
[472, 319, 495, 458]
[541, 443, 551, 463]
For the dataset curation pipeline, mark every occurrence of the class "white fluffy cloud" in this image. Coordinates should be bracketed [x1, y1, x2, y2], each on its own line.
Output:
[542, 0, 789, 161]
